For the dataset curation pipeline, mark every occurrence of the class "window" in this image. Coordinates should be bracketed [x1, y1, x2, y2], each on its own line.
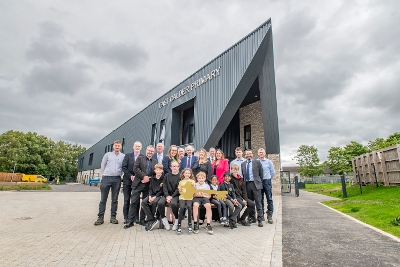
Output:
[79, 157, 84, 169]
[159, 119, 166, 144]
[88, 153, 94, 166]
[244, 125, 251, 150]
[121, 137, 125, 153]
[108, 144, 111, 152]
[104, 146, 107, 154]
[188, 124, 194, 144]
[151, 123, 157, 146]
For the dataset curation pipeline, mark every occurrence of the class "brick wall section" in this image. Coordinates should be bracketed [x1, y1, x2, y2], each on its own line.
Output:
[239, 100, 281, 195]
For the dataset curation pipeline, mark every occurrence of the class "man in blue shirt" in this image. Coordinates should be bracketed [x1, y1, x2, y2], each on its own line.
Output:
[95, 140, 125, 226]
[230, 147, 245, 177]
[258, 148, 276, 224]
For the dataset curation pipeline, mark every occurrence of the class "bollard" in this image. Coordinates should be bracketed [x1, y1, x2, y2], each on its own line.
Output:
[341, 174, 347, 198]
[372, 163, 379, 188]
[294, 176, 299, 197]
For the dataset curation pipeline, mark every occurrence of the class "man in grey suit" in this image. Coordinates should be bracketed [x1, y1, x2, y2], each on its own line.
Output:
[241, 149, 264, 227]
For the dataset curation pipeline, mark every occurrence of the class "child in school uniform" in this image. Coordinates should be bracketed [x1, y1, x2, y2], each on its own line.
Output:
[177, 168, 196, 234]
[219, 172, 242, 229]
[141, 163, 165, 231]
[209, 175, 228, 225]
[192, 171, 213, 235]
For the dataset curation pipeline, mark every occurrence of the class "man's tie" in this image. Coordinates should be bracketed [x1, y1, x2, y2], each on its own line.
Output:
[246, 161, 250, 181]
[187, 156, 191, 168]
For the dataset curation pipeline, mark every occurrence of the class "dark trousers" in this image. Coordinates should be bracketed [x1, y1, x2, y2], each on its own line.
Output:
[98, 176, 121, 217]
[210, 198, 227, 218]
[225, 199, 242, 220]
[158, 196, 179, 219]
[123, 184, 132, 220]
[141, 196, 161, 221]
[127, 182, 149, 223]
[261, 179, 274, 212]
[237, 197, 255, 220]
[246, 181, 263, 221]
[178, 200, 193, 224]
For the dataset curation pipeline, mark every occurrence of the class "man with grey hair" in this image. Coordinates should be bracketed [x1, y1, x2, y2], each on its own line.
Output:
[208, 147, 216, 162]
[153, 142, 169, 173]
[180, 145, 198, 171]
[177, 147, 185, 162]
[121, 141, 143, 224]
[258, 148, 275, 224]
[94, 140, 125, 226]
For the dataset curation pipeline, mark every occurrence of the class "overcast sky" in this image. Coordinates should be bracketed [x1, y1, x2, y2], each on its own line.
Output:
[1, 0, 399, 166]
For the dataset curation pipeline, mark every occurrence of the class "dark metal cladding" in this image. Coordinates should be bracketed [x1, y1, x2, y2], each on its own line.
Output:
[78, 18, 279, 172]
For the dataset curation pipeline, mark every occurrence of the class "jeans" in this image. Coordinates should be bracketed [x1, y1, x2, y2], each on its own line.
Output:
[261, 178, 273, 212]
[98, 176, 121, 217]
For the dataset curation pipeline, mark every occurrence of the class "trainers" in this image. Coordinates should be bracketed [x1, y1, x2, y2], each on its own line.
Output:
[206, 224, 213, 235]
[188, 223, 193, 233]
[220, 217, 225, 225]
[267, 211, 273, 224]
[149, 219, 159, 231]
[161, 217, 170, 230]
[177, 224, 182, 234]
[94, 215, 104, 226]
[172, 220, 179, 231]
[193, 222, 199, 234]
[110, 216, 118, 224]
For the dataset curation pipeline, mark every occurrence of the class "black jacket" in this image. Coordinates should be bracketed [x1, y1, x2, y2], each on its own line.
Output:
[163, 173, 180, 198]
[149, 174, 164, 197]
[230, 173, 248, 201]
[132, 155, 158, 189]
[219, 181, 237, 200]
[192, 161, 212, 184]
[122, 152, 143, 185]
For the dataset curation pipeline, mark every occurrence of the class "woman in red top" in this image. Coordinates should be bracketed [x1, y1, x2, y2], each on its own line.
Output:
[211, 149, 229, 184]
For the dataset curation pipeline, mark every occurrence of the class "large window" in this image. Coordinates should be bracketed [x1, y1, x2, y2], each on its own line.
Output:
[121, 137, 125, 153]
[188, 124, 194, 144]
[244, 125, 251, 150]
[159, 119, 166, 144]
[88, 153, 93, 166]
[151, 123, 157, 147]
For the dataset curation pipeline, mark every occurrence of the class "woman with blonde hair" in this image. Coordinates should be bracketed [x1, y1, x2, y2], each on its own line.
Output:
[192, 148, 212, 184]
[163, 145, 179, 174]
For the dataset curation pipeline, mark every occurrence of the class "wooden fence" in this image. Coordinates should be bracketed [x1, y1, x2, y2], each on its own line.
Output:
[0, 172, 22, 182]
[352, 144, 400, 186]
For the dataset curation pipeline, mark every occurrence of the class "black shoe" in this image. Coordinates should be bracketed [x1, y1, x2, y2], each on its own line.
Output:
[138, 219, 146, 225]
[110, 216, 118, 224]
[124, 222, 134, 229]
[239, 219, 250, 226]
[267, 211, 273, 224]
[248, 218, 256, 224]
[193, 223, 199, 234]
[149, 220, 159, 231]
[135, 219, 140, 224]
[229, 219, 234, 229]
[233, 221, 238, 228]
[258, 221, 263, 227]
[94, 216, 104, 226]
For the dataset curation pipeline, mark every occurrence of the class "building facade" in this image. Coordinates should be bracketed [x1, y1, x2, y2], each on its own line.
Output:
[78, 19, 281, 194]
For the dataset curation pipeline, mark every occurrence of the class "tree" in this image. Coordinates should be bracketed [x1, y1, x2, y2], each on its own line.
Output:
[368, 132, 400, 151]
[293, 145, 324, 179]
[325, 141, 368, 175]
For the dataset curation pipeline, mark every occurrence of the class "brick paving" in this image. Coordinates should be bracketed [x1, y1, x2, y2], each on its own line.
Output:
[0, 187, 282, 267]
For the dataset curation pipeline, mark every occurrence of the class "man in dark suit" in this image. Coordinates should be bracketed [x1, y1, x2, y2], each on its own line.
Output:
[208, 147, 216, 162]
[153, 142, 169, 173]
[121, 141, 143, 224]
[180, 145, 198, 171]
[124, 145, 158, 229]
[241, 149, 264, 227]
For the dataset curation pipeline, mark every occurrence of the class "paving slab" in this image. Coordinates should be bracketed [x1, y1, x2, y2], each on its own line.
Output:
[282, 190, 400, 267]
[0, 187, 282, 267]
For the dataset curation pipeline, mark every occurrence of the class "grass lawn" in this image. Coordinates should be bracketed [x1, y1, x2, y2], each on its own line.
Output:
[0, 183, 52, 191]
[302, 183, 400, 238]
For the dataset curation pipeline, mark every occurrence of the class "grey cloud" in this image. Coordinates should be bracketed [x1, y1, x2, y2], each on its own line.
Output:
[23, 63, 91, 95]
[74, 40, 148, 71]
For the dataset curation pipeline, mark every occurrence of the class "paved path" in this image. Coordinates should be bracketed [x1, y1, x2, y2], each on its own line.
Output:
[282, 190, 400, 267]
[0, 186, 282, 267]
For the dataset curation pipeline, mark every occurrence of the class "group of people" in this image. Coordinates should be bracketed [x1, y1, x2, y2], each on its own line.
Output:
[94, 140, 275, 235]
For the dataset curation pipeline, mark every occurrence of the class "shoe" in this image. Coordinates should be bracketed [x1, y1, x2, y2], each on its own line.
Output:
[161, 217, 170, 230]
[239, 219, 250, 226]
[258, 221, 263, 227]
[206, 224, 213, 235]
[193, 223, 199, 234]
[139, 219, 146, 226]
[94, 215, 104, 226]
[124, 222, 134, 229]
[267, 211, 273, 224]
[124, 218, 128, 224]
[110, 216, 118, 224]
[177, 224, 182, 234]
[248, 218, 256, 224]
[188, 223, 193, 233]
[232, 220, 237, 228]
[149, 219, 159, 231]
[172, 220, 179, 231]
[220, 217, 225, 225]
[144, 221, 150, 231]
[228, 219, 234, 229]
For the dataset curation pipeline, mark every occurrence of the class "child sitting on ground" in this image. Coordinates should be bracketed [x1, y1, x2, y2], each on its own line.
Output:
[192, 172, 213, 234]
[209, 175, 227, 225]
[177, 168, 196, 234]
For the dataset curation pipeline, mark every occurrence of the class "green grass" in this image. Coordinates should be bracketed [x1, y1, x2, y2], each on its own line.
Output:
[302, 184, 400, 238]
[0, 183, 52, 191]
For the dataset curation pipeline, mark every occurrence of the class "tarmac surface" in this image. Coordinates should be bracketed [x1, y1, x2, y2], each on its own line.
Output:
[0, 184, 282, 267]
[282, 190, 400, 267]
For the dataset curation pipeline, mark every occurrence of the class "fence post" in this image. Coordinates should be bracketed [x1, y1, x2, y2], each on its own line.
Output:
[357, 170, 362, 194]
[372, 163, 379, 188]
[341, 174, 347, 198]
[294, 176, 299, 197]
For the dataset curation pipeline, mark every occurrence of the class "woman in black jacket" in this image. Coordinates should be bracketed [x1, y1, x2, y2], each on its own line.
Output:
[192, 148, 212, 184]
